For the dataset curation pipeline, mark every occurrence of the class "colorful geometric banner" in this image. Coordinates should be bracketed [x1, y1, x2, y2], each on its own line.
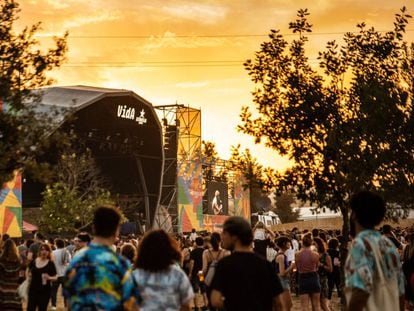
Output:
[178, 159, 204, 233]
[0, 172, 23, 237]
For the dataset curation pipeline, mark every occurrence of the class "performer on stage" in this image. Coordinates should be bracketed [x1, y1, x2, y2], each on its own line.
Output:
[212, 190, 223, 215]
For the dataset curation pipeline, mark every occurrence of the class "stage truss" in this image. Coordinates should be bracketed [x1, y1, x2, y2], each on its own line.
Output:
[154, 105, 202, 232]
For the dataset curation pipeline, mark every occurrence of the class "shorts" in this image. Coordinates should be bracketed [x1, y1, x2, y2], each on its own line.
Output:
[279, 276, 290, 291]
[191, 276, 207, 293]
[298, 272, 321, 295]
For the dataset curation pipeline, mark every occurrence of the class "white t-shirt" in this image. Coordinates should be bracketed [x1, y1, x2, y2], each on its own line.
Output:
[291, 239, 299, 251]
[189, 232, 197, 241]
[52, 248, 71, 277]
[285, 247, 295, 263]
[253, 228, 266, 240]
[266, 247, 277, 262]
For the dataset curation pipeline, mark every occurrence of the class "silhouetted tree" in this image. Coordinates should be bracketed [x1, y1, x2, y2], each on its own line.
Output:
[241, 8, 414, 238]
[274, 193, 300, 223]
[202, 140, 219, 160]
[202, 140, 219, 180]
[0, 0, 68, 185]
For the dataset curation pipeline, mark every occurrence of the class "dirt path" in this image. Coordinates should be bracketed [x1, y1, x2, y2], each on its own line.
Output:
[48, 289, 343, 310]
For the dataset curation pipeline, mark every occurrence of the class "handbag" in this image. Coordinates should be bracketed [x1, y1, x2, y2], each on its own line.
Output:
[17, 277, 30, 301]
[346, 238, 399, 311]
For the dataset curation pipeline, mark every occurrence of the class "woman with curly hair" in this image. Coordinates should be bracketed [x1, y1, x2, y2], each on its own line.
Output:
[133, 229, 194, 311]
[0, 239, 23, 310]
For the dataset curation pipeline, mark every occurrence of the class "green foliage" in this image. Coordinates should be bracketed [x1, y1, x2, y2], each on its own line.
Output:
[241, 7, 414, 229]
[40, 150, 113, 233]
[274, 193, 300, 223]
[0, 0, 68, 185]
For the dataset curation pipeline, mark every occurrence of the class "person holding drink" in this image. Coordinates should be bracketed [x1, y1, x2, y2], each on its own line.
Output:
[27, 243, 57, 311]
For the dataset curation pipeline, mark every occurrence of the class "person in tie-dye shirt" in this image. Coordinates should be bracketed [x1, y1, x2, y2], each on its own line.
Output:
[64, 206, 141, 311]
[345, 191, 405, 311]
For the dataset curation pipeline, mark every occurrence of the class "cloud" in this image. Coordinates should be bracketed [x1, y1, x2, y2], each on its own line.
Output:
[139, 31, 237, 54]
[161, 3, 228, 24]
[61, 10, 122, 30]
[44, 0, 71, 9]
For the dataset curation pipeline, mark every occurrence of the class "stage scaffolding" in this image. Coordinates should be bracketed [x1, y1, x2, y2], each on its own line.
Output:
[154, 104, 202, 233]
[153, 104, 249, 233]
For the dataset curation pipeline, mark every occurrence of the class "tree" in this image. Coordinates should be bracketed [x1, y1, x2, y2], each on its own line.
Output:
[274, 193, 300, 223]
[240, 8, 414, 238]
[201, 140, 230, 181]
[40, 150, 113, 233]
[202, 140, 219, 160]
[0, 0, 68, 185]
[228, 145, 275, 213]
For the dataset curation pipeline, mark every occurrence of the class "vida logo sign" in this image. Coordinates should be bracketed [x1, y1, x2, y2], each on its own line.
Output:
[117, 105, 147, 125]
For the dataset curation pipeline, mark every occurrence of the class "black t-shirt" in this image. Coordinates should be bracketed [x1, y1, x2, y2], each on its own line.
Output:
[211, 251, 283, 311]
[327, 248, 340, 272]
[29, 260, 57, 293]
[190, 247, 205, 278]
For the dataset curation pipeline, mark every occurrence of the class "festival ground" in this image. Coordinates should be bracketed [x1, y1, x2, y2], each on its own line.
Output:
[34, 290, 342, 310]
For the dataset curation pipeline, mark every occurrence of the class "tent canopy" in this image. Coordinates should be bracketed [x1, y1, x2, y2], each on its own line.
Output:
[22, 220, 38, 232]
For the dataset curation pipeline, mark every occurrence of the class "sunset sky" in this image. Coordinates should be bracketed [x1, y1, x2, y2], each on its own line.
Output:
[16, 0, 414, 171]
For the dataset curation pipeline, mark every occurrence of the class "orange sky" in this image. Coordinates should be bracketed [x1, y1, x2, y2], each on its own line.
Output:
[16, 0, 414, 171]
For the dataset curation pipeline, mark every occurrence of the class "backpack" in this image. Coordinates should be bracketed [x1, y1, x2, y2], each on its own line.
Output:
[205, 250, 222, 286]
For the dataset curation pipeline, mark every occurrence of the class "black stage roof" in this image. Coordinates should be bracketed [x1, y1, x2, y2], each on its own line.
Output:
[23, 86, 164, 227]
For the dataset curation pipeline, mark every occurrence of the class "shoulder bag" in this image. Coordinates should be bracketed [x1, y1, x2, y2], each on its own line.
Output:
[346, 238, 399, 310]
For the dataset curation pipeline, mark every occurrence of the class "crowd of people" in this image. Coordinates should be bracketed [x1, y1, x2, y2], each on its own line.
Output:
[0, 191, 412, 311]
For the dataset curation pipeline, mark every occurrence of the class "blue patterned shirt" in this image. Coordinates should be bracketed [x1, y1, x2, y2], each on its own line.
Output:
[64, 243, 140, 311]
[345, 229, 405, 296]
